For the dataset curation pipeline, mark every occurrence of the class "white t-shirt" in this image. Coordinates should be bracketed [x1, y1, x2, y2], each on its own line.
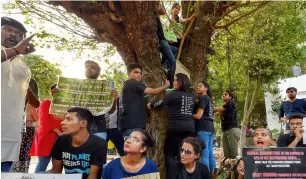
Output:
[1, 56, 30, 162]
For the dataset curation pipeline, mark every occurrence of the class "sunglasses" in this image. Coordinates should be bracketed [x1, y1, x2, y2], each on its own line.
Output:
[124, 135, 141, 143]
[180, 148, 193, 155]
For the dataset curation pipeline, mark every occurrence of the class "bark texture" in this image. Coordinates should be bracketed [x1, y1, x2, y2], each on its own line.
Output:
[48, 1, 268, 177]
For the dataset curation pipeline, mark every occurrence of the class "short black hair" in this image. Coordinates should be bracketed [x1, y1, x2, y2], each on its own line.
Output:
[134, 130, 154, 156]
[181, 137, 205, 161]
[289, 113, 304, 121]
[127, 63, 142, 74]
[85, 60, 101, 73]
[176, 73, 191, 92]
[67, 107, 94, 131]
[172, 2, 180, 9]
[286, 87, 297, 93]
[1, 17, 27, 33]
[50, 84, 57, 90]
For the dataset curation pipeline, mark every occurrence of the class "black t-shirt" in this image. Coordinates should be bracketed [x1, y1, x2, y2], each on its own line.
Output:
[156, 16, 166, 41]
[194, 95, 214, 133]
[168, 162, 212, 179]
[151, 90, 195, 132]
[277, 133, 306, 147]
[89, 114, 107, 134]
[119, 79, 147, 130]
[221, 100, 238, 131]
[51, 135, 107, 179]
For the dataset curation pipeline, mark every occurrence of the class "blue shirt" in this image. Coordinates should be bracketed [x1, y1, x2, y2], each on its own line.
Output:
[279, 99, 306, 129]
[102, 158, 158, 179]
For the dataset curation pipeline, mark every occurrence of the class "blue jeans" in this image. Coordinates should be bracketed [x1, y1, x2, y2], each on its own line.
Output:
[94, 132, 107, 140]
[122, 128, 144, 139]
[197, 131, 216, 172]
[35, 156, 53, 173]
[1, 161, 13, 172]
[107, 128, 125, 156]
[160, 39, 177, 87]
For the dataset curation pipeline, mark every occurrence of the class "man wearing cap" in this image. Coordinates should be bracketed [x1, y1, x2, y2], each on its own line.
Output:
[279, 87, 306, 134]
[1, 17, 38, 172]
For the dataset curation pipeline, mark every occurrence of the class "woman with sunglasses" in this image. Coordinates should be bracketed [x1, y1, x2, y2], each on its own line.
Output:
[168, 137, 211, 179]
[102, 130, 158, 179]
[147, 73, 195, 174]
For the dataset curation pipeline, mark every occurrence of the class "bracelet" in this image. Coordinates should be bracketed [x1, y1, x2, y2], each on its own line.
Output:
[13, 47, 20, 55]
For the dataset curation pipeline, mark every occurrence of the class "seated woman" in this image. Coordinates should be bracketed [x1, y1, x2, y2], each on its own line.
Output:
[102, 130, 158, 179]
[236, 128, 273, 179]
[167, 137, 212, 179]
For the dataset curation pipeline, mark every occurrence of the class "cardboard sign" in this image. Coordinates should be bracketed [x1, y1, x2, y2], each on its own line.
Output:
[122, 172, 160, 179]
[1, 173, 82, 179]
[243, 147, 306, 179]
[50, 77, 114, 115]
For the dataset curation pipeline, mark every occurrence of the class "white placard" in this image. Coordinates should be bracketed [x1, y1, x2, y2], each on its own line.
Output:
[1, 173, 82, 179]
[303, 117, 306, 144]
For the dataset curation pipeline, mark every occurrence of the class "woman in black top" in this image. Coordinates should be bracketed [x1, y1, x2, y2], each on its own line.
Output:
[147, 73, 195, 173]
[167, 137, 211, 179]
[214, 90, 240, 160]
[193, 81, 216, 172]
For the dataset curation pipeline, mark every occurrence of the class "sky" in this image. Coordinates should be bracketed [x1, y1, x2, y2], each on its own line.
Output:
[1, 3, 123, 79]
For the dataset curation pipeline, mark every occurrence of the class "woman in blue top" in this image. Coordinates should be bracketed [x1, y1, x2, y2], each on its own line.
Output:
[102, 130, 158, 179]
[193, 81, 216, 172]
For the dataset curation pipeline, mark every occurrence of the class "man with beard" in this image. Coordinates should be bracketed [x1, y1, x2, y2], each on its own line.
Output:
[279, 87, 306, 134]
[84, 60, 108, 140]
[1, 17, 39, 172]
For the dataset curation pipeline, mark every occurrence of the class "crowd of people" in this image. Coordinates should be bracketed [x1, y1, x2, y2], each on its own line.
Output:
[1, 3, 306, 179]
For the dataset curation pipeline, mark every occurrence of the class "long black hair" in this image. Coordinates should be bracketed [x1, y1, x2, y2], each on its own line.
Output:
[200, 81, 212, 98]
[176, 73, 191, 92]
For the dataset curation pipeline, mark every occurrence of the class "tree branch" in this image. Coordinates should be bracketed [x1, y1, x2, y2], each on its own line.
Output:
[213, 1, 251, 23]
[214, 2, 270, 29]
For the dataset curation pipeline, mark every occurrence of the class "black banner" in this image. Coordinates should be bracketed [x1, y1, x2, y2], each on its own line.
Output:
[243, 147, 306, 179]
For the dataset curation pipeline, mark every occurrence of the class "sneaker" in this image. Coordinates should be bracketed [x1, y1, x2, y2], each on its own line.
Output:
[163, 66, 169, 74]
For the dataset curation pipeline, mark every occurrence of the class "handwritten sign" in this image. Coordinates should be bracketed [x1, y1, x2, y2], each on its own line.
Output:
[50, 77, 114, 115]
[1, 173, 82, 179]
[243, 147, 306, 179]
[122, 172, 160, 179]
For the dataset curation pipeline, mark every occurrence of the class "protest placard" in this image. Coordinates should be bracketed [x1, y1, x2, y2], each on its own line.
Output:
[243, 147, 306, 179]
[122, 172, 160, 179]
[50, 77, 114, 116]
[1, 173, 82, 179]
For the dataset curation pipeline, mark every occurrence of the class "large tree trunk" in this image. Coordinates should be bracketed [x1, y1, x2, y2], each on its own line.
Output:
[51, 1, 168, 175]
[180, 1, 233, 84]
[48, 2, 266, 178]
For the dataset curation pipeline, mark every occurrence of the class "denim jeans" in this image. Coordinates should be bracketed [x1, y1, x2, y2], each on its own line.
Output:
[122, 128, 144, 139]
[197, 131, 216, 172]
[35, 156, 53, 173]
[1, 161, 13, 172]
[94, 132, 108, 140]
[160, 39, 177, 87]
[107, 128, 125, 156]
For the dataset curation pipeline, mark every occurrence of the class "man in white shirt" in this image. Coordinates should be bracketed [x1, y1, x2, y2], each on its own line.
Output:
[1, 17, 38, 172]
